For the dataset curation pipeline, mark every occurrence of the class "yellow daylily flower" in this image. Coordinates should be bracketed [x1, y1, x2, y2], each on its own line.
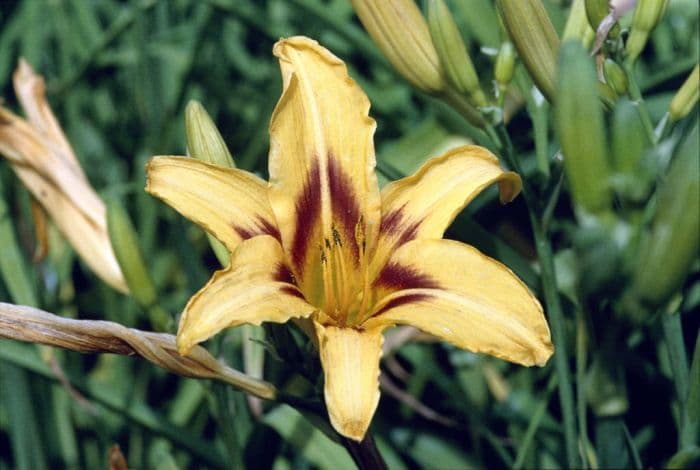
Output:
[0, 60, 127, 293]
[146, 36, 553, 441]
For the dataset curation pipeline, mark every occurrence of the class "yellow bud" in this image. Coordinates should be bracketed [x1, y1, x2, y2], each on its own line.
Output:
[494, 42, 516, 87]
[185, 100, 235, 168]
[669, 64, 699, 122]
[603, 59, 629, 95]
[496, 0, 559, 102]
[427, 0, 486, 106]
[626, 0, 669, 64]
[351, 0, 445, 94]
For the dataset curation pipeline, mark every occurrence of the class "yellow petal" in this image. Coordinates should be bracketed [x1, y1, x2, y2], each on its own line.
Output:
[268, 37, 381, 295]
[365, 239, 553, 366]
[146, 156, 279, 255]
[177, 235, 315, 355]
[315, 322, 383, 441]
[371, 145, 521, 275]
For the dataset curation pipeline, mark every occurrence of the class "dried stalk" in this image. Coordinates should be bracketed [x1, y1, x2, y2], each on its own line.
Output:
[0, 302, 277, 400]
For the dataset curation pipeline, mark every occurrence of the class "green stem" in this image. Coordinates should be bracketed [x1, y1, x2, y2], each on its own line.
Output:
[576, 310, 591, 469]
[531, 216, 579, 467]
[490, 124, 579, 468]
[342, 433, 388, 470]
[625, 64, 657, 145]
[662, 312, 690, 450]
[514, 375, 558, 469]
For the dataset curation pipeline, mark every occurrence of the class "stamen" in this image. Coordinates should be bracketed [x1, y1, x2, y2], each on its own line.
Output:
[320, 243, 336, 313]
[353, 218, 372, 325]
[332, 232, 350, 315]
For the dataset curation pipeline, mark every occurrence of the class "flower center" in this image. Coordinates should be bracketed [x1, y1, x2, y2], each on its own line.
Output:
[315, 222, 372, 327]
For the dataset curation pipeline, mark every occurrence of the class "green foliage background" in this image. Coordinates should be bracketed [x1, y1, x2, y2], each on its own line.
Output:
[0, 0, 698, 469]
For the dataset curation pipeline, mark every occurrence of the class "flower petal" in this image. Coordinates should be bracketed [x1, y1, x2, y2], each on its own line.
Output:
[268, 37, 381, 294]
[315, 322, 383, 441]
[177, 235, 315, 355]
[371, 145, 521, 274]
[145, 157, 280, 255]
[365, 239, 553, 366]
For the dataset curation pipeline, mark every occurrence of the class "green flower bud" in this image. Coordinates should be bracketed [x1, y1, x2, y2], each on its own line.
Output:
[185, 100, 235, 169]
[633, 122, 699, 308]
[496, 0, 559, 102]
[626, 0, 670, 64]
[494, 42, 516, 87]
[107, 199, 169, 330]
[427, 0, 486, 106]
[603, 59, 629, 95]
[555, 40, 613, 215]
[563, 0, 595, 47]
[669, 64, 699, 122]
[351, 0, 445, 94]
[585, 0, 620, 38]
[185, 100, 233, 267]
[612, 98, 649, 175]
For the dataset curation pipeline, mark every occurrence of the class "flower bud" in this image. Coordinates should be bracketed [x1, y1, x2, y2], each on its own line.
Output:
[351, 0, 445, 94]
[563, 0, 595, 47]
[107, 199, 166, 329]
[603, 59, 628, 95]
[427, 0, 486, 106]
[633, 123, 699, 308]
[669, 64, 699, 122]
[555, 41, 613, 215]
[185, 100, 233, 266]
[585, 0, 620, 38]
[625, 0, 669, 64]
[185, 100, 234, 168]
[494, 42, 516, 87]
[496, 0, 559, 102]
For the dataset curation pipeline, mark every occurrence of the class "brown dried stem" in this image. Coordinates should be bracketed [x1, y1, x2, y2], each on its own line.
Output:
[0, 302, 277, 400]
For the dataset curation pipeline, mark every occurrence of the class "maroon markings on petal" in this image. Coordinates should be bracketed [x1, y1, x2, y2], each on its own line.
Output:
[273, 262, 297, 285]
[291, 160, 322, 273]
[373, 261, 440, 291]
[232, 216, 281, 242]
[379, 205, 421, 247]
[327, 152, 361, 263]
[374, 293, 433, 316]
[280, 285, 306, 299]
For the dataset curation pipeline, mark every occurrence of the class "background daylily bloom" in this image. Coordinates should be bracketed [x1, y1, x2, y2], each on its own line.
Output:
[146, 36, 553, 441]
[0, 60, 128, 293]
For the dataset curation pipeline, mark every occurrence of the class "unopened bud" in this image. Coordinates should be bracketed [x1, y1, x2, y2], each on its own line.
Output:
[427, 0, 486, 106]
[563, 0, 595, 47]
[669, 64, 699, 122]
[626, 0, 669, 64]
[495, 42, 516, 87]
[603, 59, 628, 95]
[496, 0, 559, 102]
[107, 199, 169, 330]
[633, 123, 699, 308]
[555, 41, 612, 215]
[351, 0, 445, 94]
[585, 0, 619, 38]
[185, 100, 234, 168]
[185, 100, 233, 267]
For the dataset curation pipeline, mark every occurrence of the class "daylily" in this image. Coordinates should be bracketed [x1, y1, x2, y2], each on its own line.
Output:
[0, 60, 127, 293]
[146, 36, 553, 441]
